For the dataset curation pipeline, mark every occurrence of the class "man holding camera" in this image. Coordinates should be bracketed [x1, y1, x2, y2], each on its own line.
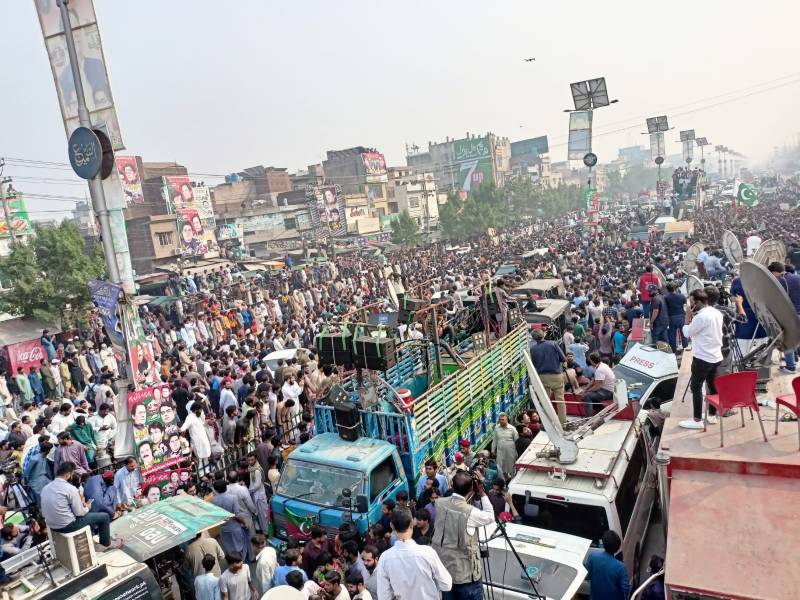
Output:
[431, 470, 496, 600]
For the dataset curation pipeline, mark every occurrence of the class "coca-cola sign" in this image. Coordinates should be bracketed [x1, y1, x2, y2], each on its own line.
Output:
[7, 339, 46, 373]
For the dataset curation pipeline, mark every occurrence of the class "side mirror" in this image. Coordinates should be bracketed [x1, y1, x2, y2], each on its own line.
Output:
[355, 494, 369, 514]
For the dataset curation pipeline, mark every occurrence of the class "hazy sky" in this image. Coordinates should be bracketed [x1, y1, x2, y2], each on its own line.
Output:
[3, 0, 800, 219]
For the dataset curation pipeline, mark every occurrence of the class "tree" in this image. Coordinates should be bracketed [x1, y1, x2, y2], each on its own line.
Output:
[0, 220, 106, 327]
[390, 210, 420, 247]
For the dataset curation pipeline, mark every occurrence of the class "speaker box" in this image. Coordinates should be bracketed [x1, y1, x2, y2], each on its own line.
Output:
[316, 331, 353, 367]
[353, 335, 397, 371]
[399, 296, 427, 312]
[326, 383, 350, 405]
[334, 401, 360, 441]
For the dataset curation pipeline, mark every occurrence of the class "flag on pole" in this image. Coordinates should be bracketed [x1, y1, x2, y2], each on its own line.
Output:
[735, 183, 758, 207]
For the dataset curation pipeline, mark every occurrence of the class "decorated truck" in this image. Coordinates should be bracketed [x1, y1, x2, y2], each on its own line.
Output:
[270, 324, 531, 541]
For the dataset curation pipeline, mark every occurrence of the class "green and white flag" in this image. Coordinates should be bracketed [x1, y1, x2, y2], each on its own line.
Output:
[736, 182, 758, 207]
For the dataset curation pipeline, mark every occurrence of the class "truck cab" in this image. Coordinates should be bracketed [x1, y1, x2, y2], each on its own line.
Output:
[270, 433, 408, 541]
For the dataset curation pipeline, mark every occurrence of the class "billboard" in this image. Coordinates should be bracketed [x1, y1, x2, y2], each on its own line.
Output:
[164, 178, 217, 255]
[177, 209, 208, 255]
[306, 185, 346, 238]
[649, 132, 665, 161]
[511, 136, 549, 157]
[452, 136, 494, 192]
[217, 223, 243, 240]
[0, 193, 33, 238]
[362, 153, 387, 179]
[87, 279, 124, 349]
[115, 156, 143, 204]
[5, 339, 46, 375]
[567, 111, 593, 160]
[36, 0, 125, 150]
[162, 176, 193, 212]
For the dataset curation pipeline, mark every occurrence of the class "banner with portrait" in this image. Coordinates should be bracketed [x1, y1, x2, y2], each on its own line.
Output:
[177, 208, 209, 256]
[115, 156, 143, 204]
[87, 279, 124, 349]
[163, 176, 193, 212]
[128, 384, 182, 472]
[306, 185, 346, 239]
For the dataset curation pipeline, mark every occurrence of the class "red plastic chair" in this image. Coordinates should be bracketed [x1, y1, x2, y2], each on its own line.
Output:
[704, 371, 767, 447]
[775, 376, 800, 450]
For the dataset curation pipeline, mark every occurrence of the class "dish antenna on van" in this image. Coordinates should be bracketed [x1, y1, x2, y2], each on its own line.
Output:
[523, 353, 626, 464]
[722, 230, 744, 268]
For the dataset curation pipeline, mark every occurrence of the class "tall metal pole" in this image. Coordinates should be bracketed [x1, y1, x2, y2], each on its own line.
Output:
[58, 0, 120, 283]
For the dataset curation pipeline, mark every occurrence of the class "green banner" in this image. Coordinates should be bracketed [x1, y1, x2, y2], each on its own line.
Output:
[583, 188, 596, 209]
[110, 495, 231, 561]
[0, 193, 32, 238]
[453, 137, 494, 192]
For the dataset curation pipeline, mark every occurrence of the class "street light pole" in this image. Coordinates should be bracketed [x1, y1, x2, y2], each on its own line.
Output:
[57, 0, 120, 283]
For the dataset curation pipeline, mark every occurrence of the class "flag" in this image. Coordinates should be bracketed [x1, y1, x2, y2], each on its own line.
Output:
[284, 507, 316, 540]
[736, 183, 758, 207]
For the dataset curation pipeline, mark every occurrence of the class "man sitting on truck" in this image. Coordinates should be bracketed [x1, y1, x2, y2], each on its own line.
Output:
[580, 352, 617, 417]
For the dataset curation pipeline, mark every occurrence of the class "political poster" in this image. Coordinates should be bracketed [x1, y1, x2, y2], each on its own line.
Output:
[177, 208, 209, 256]
[36, 0, 125, 150]
[121, 300, 158, 388]
[163, 176, 194, 212]
[128, 384, 182, 473]
[115, 156, 143, 204]
[307, 185, 347, 239]
[87, 279, 124, 349]
[361, 152, 387, 181]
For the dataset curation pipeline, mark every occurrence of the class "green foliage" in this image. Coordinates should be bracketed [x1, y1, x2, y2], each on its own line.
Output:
[0, 220, 106, 327]
[390, 210, 420, 247]
[439, 183, 512, 241]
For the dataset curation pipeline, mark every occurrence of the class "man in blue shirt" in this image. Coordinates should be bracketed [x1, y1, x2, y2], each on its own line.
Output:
[531, 329, 567, 424]
[272, 548, 307, 587]
[663, 282, 687, 353]
[414, 459, 449, 498]
[83, 472, 118, 520]
[22, 438, 53, 505]
[584, 530, 630, 600]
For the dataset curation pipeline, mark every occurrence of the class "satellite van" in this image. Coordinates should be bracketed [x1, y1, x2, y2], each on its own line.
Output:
[509, 352, 666, 592]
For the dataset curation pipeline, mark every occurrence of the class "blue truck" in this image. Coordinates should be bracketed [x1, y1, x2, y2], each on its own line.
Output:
[270, 324, 531, 541]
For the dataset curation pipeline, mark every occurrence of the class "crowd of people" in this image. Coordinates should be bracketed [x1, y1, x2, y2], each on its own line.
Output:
[0, 184, 795, 598]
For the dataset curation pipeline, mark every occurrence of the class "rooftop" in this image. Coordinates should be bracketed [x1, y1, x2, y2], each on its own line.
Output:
[289, 432, 394, 471]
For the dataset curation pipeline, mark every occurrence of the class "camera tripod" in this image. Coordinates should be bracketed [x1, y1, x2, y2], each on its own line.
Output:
[480, 518, 545, 600]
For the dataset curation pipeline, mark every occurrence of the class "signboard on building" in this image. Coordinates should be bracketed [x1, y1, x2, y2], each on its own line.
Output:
[115, 156, 143, 204]
[5, 339, 46, 375]
[362, 152, 387, 182]
[35, 0, 125, 150]
[217, 223, 243, 240]
[163, 178, 217, 255]
[452, 136, 494, 193]
[0, 193, 33, 238]
[567, 111, 593, 160]
[511, 136, 549, 157]
[306, 185, 347, 239]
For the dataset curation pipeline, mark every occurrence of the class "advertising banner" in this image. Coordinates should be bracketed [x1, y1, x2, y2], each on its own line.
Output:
[191, 185, 215, 222]
[649, 132, 665, 161]
[115, 156, 143, 204]
[306, 185, 346, 239]
[567, 111, 593, 160]
[510, 136, 549, 157]
[217, 223, 242, 240]
[0, 193, 33, 238]
[453, 137, 494, 192]
[122, 301, 158, 388]
[6, 339, 46, 375]
[361, 153, 387, 180]
[87, 279, 124, 349]
[165, 178, 217, 255]
[36, 0, 125, 150]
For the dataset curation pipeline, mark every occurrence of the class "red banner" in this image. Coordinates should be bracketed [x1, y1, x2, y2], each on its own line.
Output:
[6, 339, 46, 374]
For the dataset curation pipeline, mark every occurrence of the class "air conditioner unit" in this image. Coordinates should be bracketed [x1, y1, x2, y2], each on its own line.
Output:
[49, 527, 98, 576]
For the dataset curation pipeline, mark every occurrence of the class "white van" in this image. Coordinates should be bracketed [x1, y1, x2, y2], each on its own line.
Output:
[480, 523, 590, 600]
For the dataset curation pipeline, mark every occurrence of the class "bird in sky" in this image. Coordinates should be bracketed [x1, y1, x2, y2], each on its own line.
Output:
[524, 57, 535, 62]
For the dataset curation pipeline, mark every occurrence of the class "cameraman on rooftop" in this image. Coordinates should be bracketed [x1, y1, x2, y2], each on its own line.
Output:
[431, 470, 496, 600]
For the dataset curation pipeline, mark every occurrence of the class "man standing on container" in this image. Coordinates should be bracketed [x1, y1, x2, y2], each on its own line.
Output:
[531, 329, 567, 425]
[679, 289, 723, 430]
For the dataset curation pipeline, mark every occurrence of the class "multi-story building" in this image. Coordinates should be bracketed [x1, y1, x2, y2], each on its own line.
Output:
[405, 132, 511, 193]
[289, 164, 325, 191]
[322, 147, 389, 220]
[510, 136, 552, 186]
[387, 167, 439, 231]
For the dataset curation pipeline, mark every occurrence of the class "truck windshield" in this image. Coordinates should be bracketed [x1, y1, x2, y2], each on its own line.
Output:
[511, 495, 608, 546]
[276, 459, 363, 508]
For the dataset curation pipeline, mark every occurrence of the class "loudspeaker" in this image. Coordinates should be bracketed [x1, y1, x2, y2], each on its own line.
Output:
[335, 401, 360, 442]
[353, 336, 397, 371]
[316, 331, 353, 368]
[326, 384, 350, 406]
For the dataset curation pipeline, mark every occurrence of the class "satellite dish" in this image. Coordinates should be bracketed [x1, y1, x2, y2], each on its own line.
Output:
[721, 230, 743, 266]
[752, 239, 786, 267]
[740, 261, 800, 349]
[685, 275, 703, 294]
[652, 265, 667, 288]
[683, 242, 705, 274]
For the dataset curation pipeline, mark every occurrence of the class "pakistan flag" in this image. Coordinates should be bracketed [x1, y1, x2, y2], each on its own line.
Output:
[736, 183, 758, 207]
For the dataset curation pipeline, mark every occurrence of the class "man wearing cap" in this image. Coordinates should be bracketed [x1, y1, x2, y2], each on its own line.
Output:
[445, 452, 468, 485]
[83, 471, 120, 520]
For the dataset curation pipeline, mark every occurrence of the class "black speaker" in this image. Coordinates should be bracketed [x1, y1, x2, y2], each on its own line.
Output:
[335, 401, 360, 442]
[326, 384, 350, 406]
[316, 331, 354, 368]
[353, 336, 397, 371]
